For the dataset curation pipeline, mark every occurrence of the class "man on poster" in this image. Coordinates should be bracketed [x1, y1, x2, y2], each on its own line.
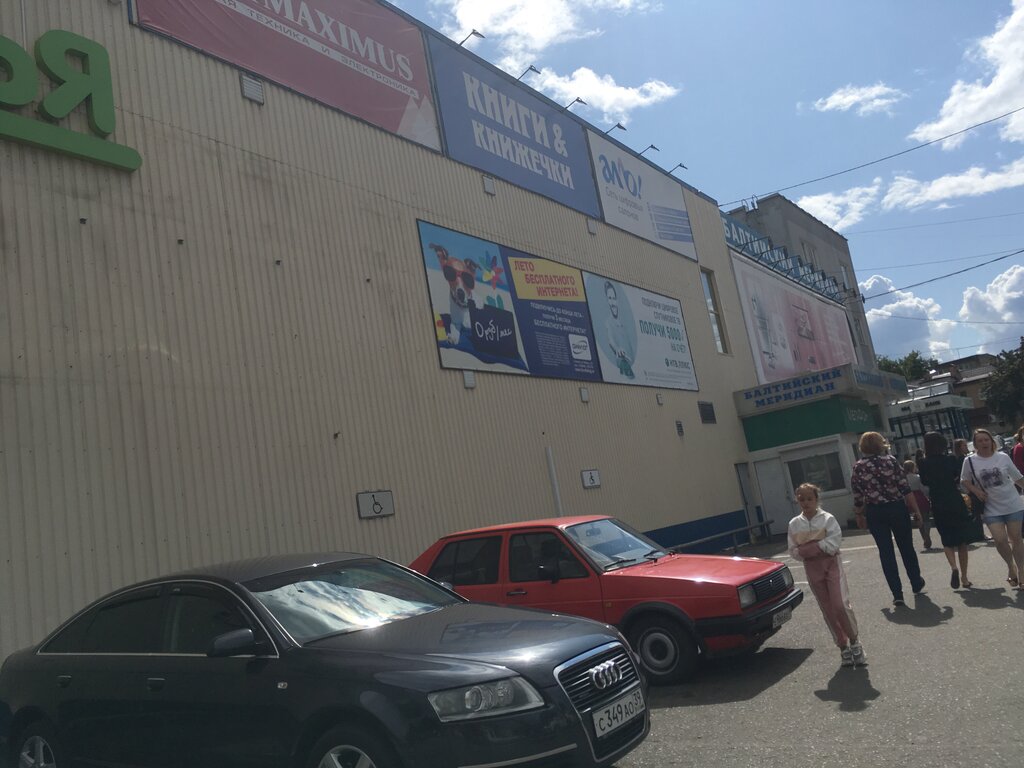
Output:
[604, 281, 635, 378]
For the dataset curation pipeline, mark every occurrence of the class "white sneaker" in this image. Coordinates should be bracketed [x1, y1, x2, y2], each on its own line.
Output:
[840, 647, 854, 667]
[850, 642, 867, 667]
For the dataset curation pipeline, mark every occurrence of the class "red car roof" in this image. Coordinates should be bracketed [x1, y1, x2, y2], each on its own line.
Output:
[436, 515, 612, 539]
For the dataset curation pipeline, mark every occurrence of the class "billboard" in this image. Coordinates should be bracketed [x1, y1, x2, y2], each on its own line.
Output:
[419, 221, 696, 390]
[732, 255, 856, 385]
[588, 131, 697, 260]
[133, 0, 441, 150]
[582, 274, 698, 390]
[427, 37, 600, 217]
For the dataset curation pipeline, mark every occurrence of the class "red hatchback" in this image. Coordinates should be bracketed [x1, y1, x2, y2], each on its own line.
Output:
[410, 515, 803, 684]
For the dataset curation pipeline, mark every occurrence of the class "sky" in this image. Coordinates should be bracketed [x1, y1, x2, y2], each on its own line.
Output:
[390, 0, 1024, 364]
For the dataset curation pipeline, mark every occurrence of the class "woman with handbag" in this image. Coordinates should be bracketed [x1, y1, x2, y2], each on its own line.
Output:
[850, 432, 925, 606]
[961, 428, 1024, 590]
[918, 432, 984, 589]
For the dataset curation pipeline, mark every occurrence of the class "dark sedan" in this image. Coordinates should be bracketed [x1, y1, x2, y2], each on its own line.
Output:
[0, 553, 648, 768]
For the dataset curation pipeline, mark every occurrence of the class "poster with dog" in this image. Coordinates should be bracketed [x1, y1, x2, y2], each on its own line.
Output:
[418, 221, 528, 374]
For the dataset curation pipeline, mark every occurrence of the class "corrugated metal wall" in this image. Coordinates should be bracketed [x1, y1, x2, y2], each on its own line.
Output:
[0, 1, 759, 658]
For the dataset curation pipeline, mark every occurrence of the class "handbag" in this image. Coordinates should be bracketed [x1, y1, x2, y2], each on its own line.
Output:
[966, 457, 986, 518]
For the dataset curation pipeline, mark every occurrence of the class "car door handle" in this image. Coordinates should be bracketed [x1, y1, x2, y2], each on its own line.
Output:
[56, 675, 72, 689]
[146, 677, 166, 691]
[506, 589, 527, 596]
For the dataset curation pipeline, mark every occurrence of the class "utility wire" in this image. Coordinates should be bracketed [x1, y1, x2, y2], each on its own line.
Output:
[720, 105, 1024, 208]
[858, 247, 1019, 271]
[846, 209, 1024, 235]
[868, 311, 1024, 325]
[862, 246, 1024, 300]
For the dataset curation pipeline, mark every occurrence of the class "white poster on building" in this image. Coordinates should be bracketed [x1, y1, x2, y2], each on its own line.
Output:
[587, 130, 697, 260]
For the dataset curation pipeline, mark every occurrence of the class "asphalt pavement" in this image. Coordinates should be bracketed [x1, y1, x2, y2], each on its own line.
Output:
[619, 529, 1023, 768]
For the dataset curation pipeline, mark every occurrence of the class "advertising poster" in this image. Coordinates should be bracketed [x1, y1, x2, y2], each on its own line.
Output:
[503, 249, 601, 381]
[427, 37, 600, 217]
[419, 221, 528, 374]
[588, 131, 697, 260]
[733, 255, 856, 384]
[133, 0, 441, 150]
[582, 274, 698, 391]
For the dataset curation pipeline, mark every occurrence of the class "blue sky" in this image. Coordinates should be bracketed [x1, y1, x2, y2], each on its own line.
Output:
[391, 0, 1024, 364]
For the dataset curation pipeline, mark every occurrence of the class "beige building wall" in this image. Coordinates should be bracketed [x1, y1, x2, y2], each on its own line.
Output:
[0, 2, 759, 658]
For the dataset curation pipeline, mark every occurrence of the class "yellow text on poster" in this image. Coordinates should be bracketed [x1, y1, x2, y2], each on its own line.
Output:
[509, 257, 586, 302]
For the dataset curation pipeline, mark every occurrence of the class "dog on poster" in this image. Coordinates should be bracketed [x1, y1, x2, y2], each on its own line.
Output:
[430, 243, 480, 345]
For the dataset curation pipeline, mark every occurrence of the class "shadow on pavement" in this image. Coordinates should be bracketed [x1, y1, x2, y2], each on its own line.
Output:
[647, 647, 813, 709]
[956, 585, 1024, 610]
[880, 593, 953, 626]
[813, 668, 881, 711]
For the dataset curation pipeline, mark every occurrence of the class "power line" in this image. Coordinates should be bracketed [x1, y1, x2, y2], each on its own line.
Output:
[720, 104, 1024, 208]
[857, 247, 1019, 271]
[868, 311, 1024, 326]
[846, 209, 1024, 235]
[936, 335, 1024, 359]
[863, 246, 1024, 300]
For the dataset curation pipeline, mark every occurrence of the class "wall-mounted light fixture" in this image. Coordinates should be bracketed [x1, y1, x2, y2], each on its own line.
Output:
[458, 29, 485, 46]
[669, 162, 687, 174]
[639, 144, 659, 156]
[604, 122, 626, 134]
[561, 97, 587, 111]
[517, 64, 540, 80]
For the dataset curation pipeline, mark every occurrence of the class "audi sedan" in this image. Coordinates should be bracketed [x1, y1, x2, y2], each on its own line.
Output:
[0, 553, 648, 768]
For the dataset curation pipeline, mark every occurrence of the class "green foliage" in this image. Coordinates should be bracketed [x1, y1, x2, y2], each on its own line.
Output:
[982, 338, 1024, 424]
[874, 350, 939, 381]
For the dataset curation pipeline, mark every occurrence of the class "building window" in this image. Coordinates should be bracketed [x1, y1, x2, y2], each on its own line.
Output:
[787, 452, 845, 492]
[700, 269, 728, 354]
[698, 401, 717, 424]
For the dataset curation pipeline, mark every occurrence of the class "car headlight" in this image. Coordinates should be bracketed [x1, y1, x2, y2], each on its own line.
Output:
[738, 584, 757, 609]
[780, 566, 794, 588]
[427, 676, 544, 722]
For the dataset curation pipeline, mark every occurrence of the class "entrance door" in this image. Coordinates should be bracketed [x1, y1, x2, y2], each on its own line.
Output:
[754, 458, 795, 537]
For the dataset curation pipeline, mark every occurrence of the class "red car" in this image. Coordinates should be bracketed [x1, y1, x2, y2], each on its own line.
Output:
[410, 515, 803, 684]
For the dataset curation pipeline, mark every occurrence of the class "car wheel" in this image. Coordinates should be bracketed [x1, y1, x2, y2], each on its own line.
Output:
[628, 616, 698, 685]
[306, 724, 401, 768]
[16, 722, 64, 768]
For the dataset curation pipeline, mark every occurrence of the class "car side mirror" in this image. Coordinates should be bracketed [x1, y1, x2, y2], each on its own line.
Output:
[208, 628, 271, 658]
[537, 563, 559, 583]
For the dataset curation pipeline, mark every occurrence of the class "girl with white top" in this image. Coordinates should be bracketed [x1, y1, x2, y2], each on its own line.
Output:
[961, 428, 1024, 590]
[788, 483, 865, 667]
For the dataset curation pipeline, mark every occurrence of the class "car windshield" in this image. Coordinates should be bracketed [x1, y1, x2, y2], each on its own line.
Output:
[564, 518, 669, 571]
[245, 559, 461, 644]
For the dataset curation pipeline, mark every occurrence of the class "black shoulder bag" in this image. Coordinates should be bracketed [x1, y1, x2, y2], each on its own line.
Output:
[967, 457, 986, 518]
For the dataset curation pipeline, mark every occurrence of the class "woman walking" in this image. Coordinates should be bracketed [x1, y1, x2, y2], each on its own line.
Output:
[1012, 426, 1024, 477]
[904, 459, 933, 550]
[917, 432, 983, 589]
[851, 431, 924, 605]
[961, 428, 1024, 590]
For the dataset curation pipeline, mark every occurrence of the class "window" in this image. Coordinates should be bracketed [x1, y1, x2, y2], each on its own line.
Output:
[786, 452, 845, 492]
[700, 269, 728, 354]
[509, 533, 588, 582]
[44, 586, 165, 654]
[168, 586, 253, 654]
[427, 537, 501, 586]
[698, 401, 717, 424]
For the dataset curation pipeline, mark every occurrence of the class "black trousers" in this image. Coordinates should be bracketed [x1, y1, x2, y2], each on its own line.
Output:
[865, 500, 923, 599]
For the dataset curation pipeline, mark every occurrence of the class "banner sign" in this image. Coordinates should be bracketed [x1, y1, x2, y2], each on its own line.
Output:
[419, 221, 696, 390]
[427, 37, 600, 217]
[133, 0, 440, 150]
[588, 131, 696, 260]
[732, 254, 856, 385]
[582, 274, 698, 390]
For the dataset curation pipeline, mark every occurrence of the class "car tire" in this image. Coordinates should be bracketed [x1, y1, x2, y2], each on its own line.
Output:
[306, 724, 402, 768]
[16, 721, 64, 768]
[628, 616, 698, 685]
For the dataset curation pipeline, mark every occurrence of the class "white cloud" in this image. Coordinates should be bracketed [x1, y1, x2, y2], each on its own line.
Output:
[882, 156, 1024, 209]
[812, 83, 908, 116]
[958, 264, 1024, 352]
[424, 0, 675, 122]
[859, 275, 956, 359]
[796, 179, 882, 230]
[909, 0, 1024, 148]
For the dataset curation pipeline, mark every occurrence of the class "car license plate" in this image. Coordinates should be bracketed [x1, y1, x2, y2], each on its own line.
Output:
[772, 607, 793, 628]
[592, 688, 645, 738]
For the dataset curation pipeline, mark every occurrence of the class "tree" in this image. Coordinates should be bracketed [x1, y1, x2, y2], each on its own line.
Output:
[982, 337, 1024, 425]
[875, 350, 939, 381]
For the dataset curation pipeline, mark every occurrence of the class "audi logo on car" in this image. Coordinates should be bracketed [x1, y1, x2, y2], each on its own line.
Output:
[588, 659, 622, 690]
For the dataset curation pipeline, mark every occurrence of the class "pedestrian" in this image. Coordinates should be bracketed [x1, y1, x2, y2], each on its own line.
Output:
[1012, 426, 1024, 478]
[788, 483, 865, 667]
[851, 431, 925, 606]
[917, 432, 984, 589]
[961, 428, 1024, 590]
[903, 459, 933, 550]
[954, 438, 969, 461]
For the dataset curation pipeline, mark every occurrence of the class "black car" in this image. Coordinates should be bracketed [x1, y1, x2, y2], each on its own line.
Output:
[0, 553, 648, 768]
